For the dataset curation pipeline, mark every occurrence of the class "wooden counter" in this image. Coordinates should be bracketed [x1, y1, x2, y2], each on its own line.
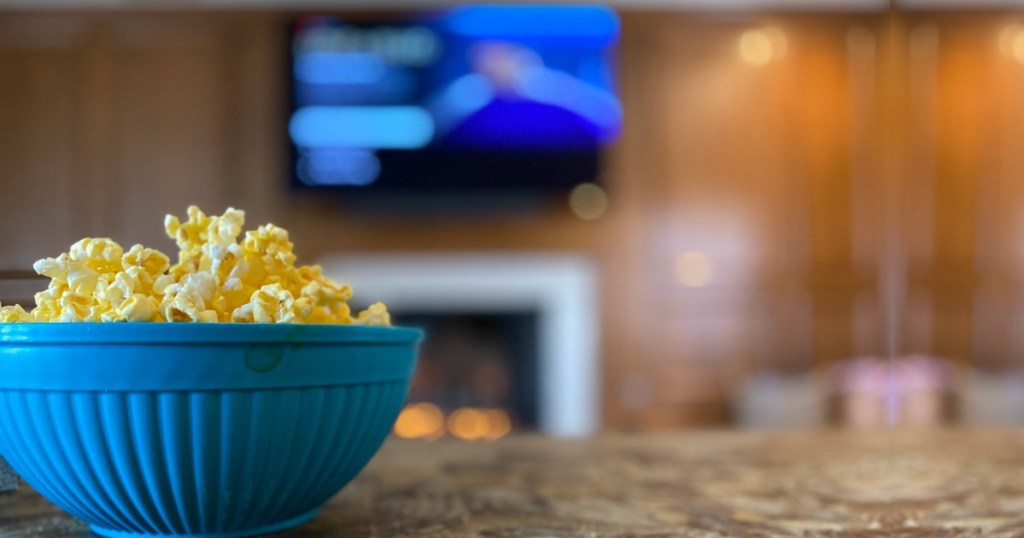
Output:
[3, 430, 1024, 537]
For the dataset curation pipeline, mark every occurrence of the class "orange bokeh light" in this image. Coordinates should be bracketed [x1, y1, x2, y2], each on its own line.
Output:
[393, 402, 445, 440]
[395, 404, 513, 441]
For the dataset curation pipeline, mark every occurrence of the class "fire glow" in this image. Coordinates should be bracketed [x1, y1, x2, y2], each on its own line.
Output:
[393, 403, 513, 441]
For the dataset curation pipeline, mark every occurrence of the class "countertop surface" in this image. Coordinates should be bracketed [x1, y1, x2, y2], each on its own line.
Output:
[3, 429, 1024, 537]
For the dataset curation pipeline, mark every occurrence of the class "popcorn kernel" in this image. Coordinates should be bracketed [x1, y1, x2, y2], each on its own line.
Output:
[5, 206, 388, 325]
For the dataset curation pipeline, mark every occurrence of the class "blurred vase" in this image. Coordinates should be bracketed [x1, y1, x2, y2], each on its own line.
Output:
[828, 357, 889, 428]
[892, 355, 955, 427]
[827, 355, 955, 428]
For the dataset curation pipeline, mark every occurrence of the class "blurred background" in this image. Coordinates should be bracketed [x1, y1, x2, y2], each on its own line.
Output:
[3, 0, 1024, 438]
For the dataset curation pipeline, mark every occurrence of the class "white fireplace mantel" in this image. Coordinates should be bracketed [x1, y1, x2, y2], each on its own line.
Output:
[319, 252, 600, 437]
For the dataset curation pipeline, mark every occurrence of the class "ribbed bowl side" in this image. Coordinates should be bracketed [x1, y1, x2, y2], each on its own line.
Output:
[0, 381, 408, 537]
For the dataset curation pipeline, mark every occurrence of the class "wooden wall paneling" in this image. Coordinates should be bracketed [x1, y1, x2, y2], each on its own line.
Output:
[0, 16, 92, 269]
[901, 16, 936, 356]
[901, 12, 1024, 368]
[222, 14, 289, 226]
[644, 18, 762, 424]
[903, 19, 937, 268]
[630, 15, 808, 423]
[995, 20, 1024, 369]
[878, 11, 925, 363]
[599, 13, 890, 426]
[847, 21, 885, 359]
[969, 15, 1024, 369]
[793, 19, 862, 365]
[756, 19, 817, 374]
[100, 16, 233, 250]
[930, 17, 987, 361]
[972, 16, 1012, 368]
[599, 12, 671, 430]
[903, 14, 983, 363]
[77, 20, 115, 236]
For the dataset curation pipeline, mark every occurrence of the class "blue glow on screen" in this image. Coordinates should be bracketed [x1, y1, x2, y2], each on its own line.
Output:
[446, 5, 619, 43]
[290, 106, 434, 149]
[294, 52, 387, 85]
[297, 148, 381, 186]
[290, 5, 621, 187]
[520, 69, 622, 140]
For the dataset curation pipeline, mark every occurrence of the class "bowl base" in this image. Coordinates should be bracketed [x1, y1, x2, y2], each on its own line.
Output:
[88, 508, 319, 538]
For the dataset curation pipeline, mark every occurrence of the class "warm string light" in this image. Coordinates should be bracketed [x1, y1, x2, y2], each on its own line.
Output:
[1000, 23, 1024, 63]
[739, 27, 787, 66]
[674, 251, 714, 288]
[393, 404, 513, 441]
[392, 402, 446, 440]
[569, 182, 608, 221]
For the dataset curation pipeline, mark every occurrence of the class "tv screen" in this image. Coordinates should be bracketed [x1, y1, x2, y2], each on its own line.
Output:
[289, 6, 621, 194]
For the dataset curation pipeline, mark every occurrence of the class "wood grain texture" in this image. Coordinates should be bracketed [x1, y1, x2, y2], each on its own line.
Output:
[899, 11, 1024, 370]
[4, 430, 1024, 537]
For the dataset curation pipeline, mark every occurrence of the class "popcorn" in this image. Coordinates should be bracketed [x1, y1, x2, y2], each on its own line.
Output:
[159, 272, 219, 323]
[69, 238, 124, 274]
[355, 302, 391, 326]
[0, 303, 32, 323]
[236, 283, 313, 324]
[118, 294, 160, 322]
[122, 244, 171, 285]
[3, 206, 389, 325]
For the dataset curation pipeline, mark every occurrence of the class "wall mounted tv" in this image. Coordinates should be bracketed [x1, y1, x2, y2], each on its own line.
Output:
[289, 5, 621, 197]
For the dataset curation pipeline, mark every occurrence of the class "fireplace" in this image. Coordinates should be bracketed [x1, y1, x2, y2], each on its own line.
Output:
[399, 312, 539, 435]
[320, 253, 599, 437]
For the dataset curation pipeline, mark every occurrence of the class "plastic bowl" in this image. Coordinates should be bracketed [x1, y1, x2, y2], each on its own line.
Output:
[0, 323, 421, 538]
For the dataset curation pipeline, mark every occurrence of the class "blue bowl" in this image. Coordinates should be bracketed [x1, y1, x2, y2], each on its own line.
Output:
[0, 323, 421, 538]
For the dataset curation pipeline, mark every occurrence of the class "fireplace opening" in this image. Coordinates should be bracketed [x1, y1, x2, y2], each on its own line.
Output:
[391, 311, 539, 440]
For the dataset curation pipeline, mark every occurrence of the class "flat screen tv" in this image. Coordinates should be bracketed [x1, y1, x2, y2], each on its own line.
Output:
[289, 5, 621, 197]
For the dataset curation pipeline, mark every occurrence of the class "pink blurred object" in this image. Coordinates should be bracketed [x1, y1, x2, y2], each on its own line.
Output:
[828, 357, 888, 428]
[828, 355, 955, 428]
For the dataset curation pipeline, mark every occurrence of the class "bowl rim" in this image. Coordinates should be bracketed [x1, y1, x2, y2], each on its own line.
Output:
[0, 323, 423, 345]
